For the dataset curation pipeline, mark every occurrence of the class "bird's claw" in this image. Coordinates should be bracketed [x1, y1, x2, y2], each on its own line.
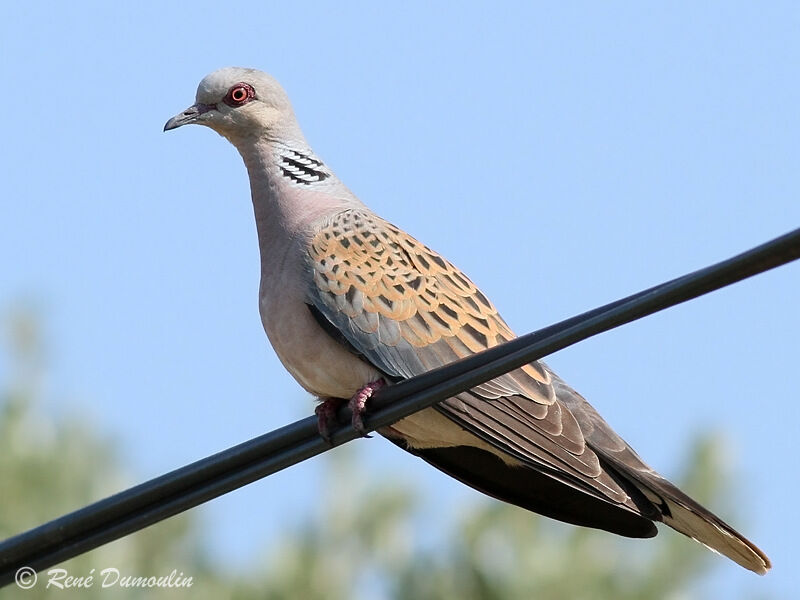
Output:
[351, 412, 372, 438]
[316, 379, 385, 442]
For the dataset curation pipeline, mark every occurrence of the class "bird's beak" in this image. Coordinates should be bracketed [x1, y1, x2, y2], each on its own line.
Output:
[163, 103, 217, 132]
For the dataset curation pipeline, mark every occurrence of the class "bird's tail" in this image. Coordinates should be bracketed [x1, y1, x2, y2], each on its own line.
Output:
[633, 473, 771, 574]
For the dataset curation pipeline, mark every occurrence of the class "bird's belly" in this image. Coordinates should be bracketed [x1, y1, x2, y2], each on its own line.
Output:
[259, 285, 518, 465]
[259, 291, 380, 399]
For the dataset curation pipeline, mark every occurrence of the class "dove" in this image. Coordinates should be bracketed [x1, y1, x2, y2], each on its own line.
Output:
[164, 67, 770, 574]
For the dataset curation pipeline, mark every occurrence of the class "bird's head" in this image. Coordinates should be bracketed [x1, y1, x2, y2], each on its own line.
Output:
[164, 67, 294, 143]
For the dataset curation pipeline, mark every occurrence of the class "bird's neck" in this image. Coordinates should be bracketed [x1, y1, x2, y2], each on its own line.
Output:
[234, 136, 364, 280]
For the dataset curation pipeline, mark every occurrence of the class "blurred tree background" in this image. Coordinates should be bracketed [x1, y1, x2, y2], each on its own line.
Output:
[0, 308, 769, 599]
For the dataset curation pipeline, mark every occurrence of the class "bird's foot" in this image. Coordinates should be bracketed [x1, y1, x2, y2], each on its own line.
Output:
[315, 397, 346, 444]
[315, 379, 385, 443]
[349, 379, 385, 437]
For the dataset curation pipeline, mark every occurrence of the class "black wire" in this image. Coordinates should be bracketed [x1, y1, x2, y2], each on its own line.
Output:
[0, 226, 798, 586]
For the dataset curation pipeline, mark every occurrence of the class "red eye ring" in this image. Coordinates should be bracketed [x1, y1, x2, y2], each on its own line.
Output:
[223, 83, 255, 107]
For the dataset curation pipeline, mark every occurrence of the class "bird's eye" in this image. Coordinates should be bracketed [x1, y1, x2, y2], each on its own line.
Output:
[224, 83, 255, 107]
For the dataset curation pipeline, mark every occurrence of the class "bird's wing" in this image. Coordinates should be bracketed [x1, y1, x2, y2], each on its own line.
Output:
[304, 208, 773, 573]
[305, 209, 643, 510]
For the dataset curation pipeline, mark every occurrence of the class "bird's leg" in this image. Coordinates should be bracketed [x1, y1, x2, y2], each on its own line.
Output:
[349, 379, 385, 437]
[315, 397, 346, 444]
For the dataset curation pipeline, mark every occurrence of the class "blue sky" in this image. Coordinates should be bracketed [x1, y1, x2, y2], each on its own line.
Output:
[1, 2, 798, 596]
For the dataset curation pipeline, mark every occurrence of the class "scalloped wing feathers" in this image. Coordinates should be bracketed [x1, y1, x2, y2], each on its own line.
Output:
[306, 210, 634, 504]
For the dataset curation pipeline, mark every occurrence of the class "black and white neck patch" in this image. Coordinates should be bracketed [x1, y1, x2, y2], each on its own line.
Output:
[278, 150, 330, 185]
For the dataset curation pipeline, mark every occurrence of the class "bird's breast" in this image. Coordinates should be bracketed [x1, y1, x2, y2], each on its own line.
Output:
[258, 278, 380, 400]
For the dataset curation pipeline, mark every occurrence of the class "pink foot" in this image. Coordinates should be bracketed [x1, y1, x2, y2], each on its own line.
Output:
[349, 379, 385, 437]
[314, 379, 385, 443]
[315, 397, 346, 443]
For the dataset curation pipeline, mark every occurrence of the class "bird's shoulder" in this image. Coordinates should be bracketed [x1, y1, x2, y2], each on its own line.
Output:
[304, 208, 550, 386]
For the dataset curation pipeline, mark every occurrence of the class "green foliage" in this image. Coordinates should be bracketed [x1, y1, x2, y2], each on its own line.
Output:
[0, 310, 233, 599]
